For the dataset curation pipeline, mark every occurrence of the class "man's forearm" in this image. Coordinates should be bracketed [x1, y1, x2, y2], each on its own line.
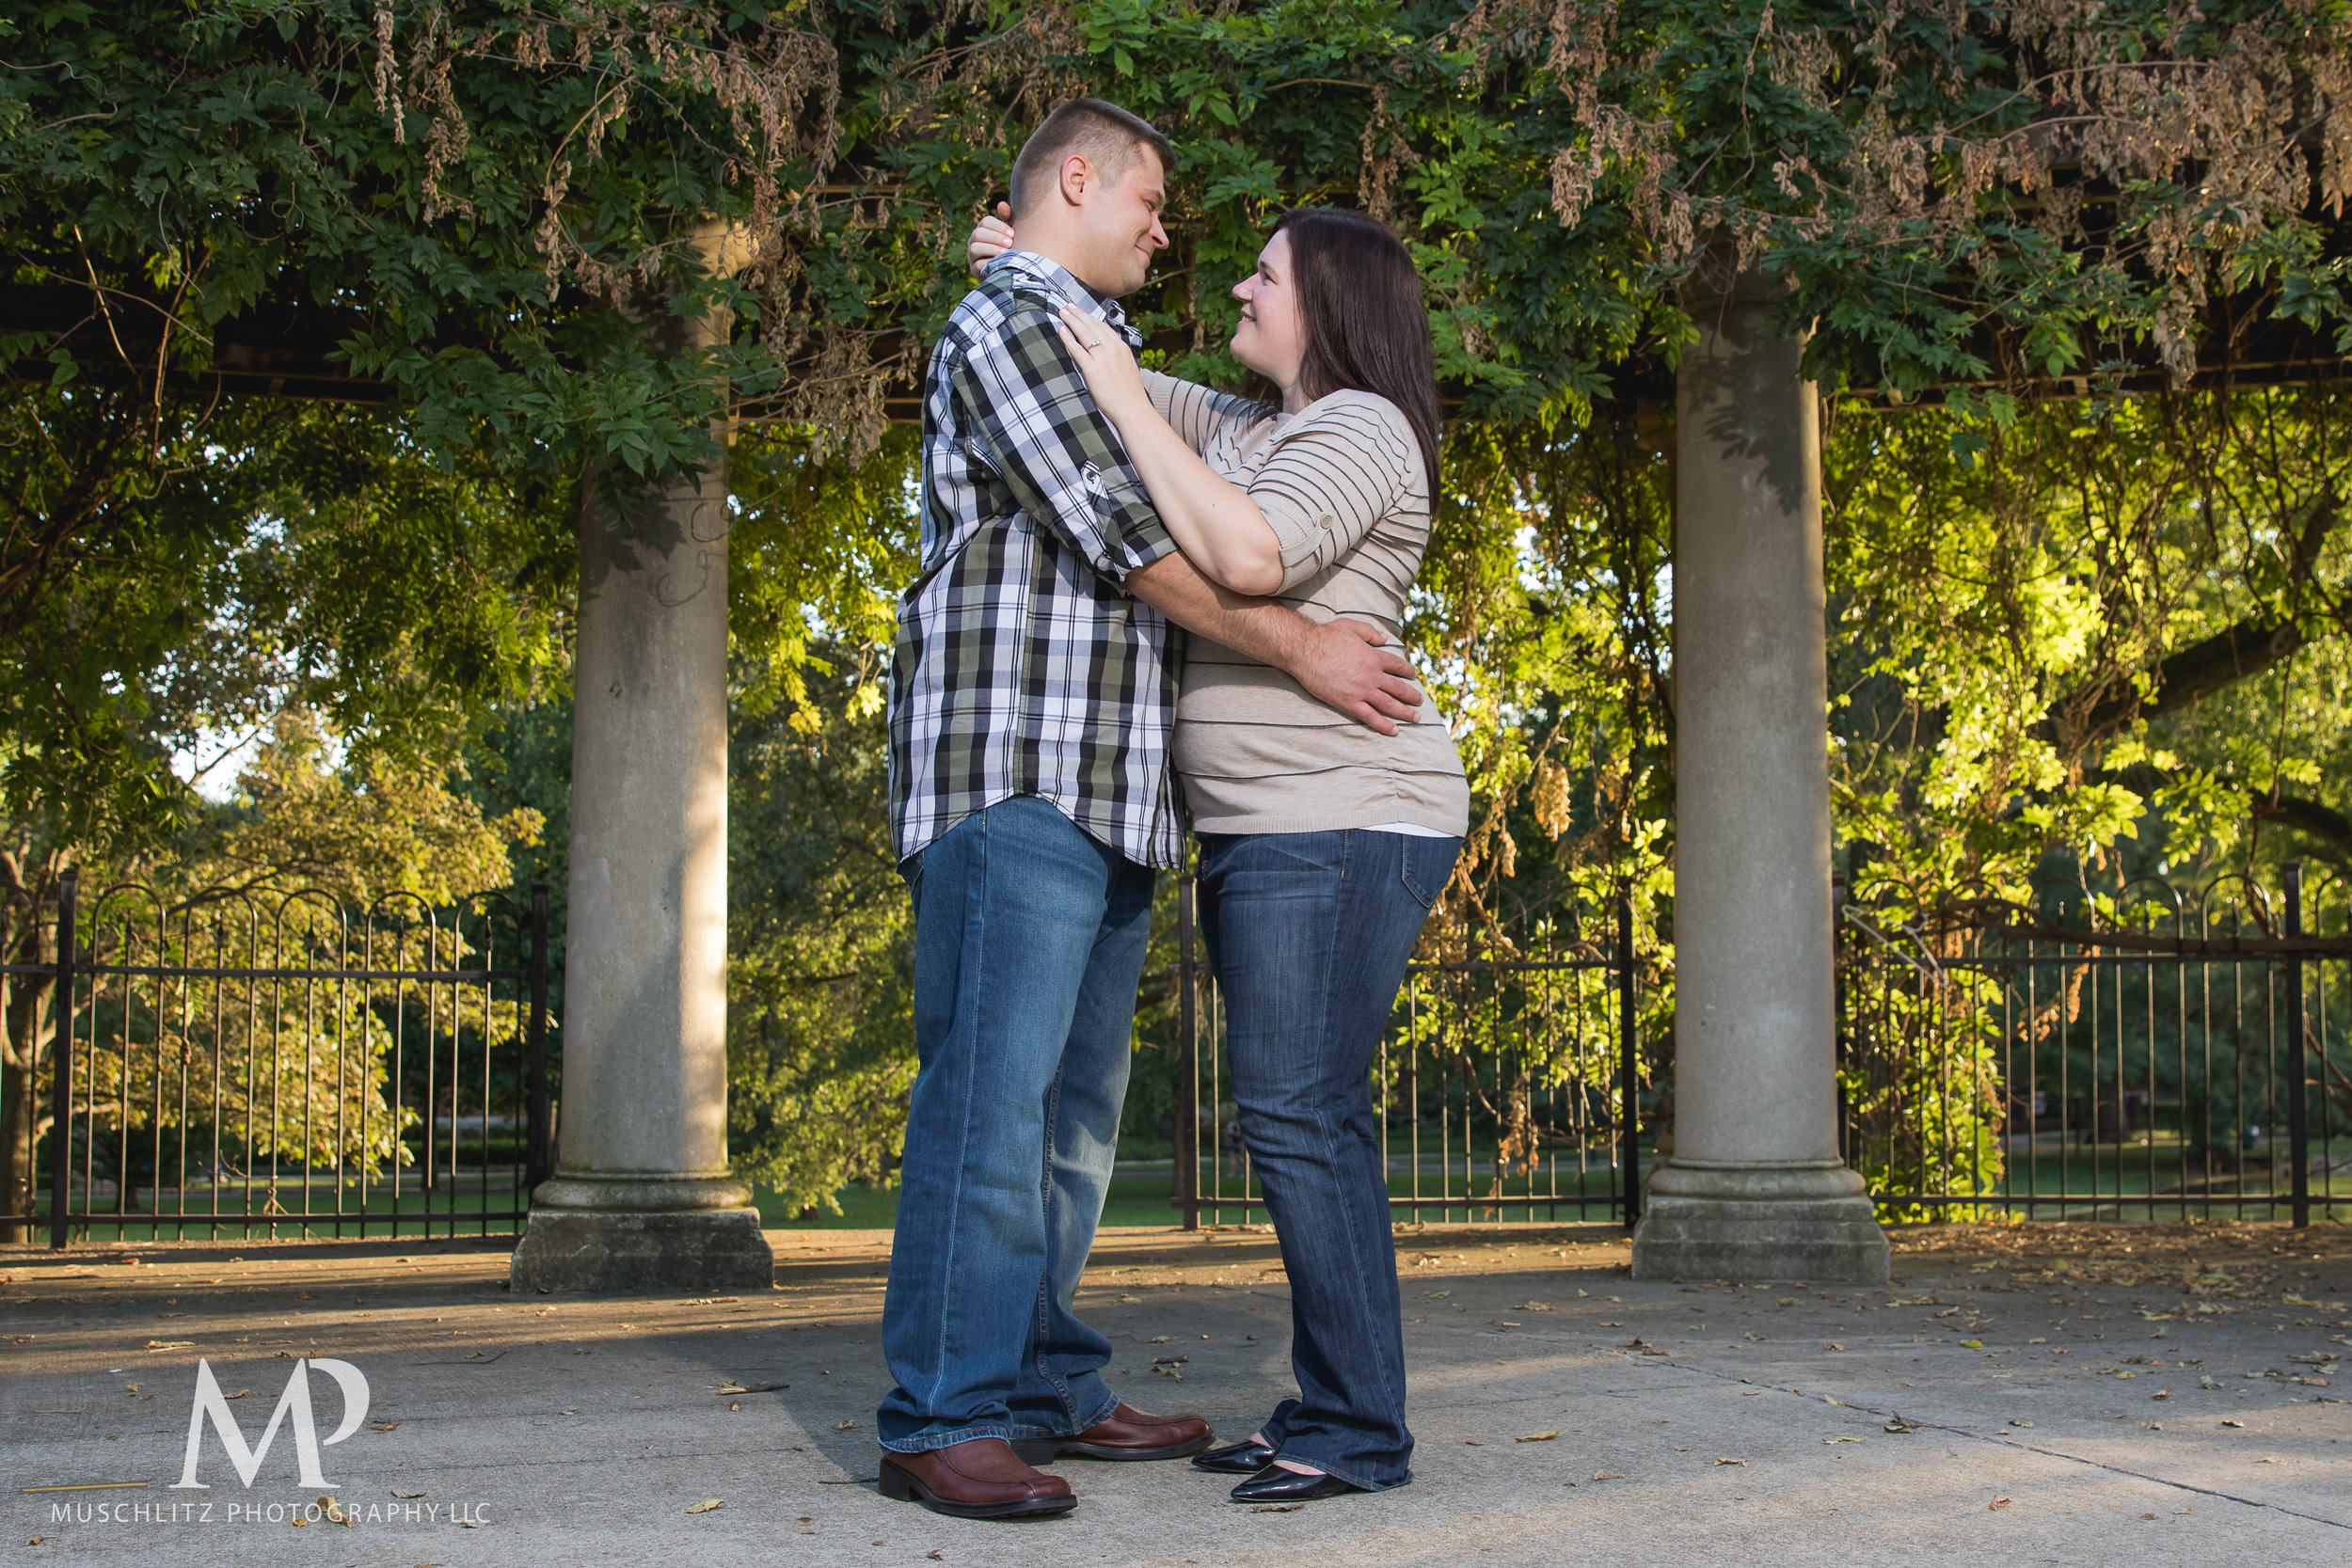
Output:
[1128, 553, 1422, 734]
[1126, 552, 1307, 665]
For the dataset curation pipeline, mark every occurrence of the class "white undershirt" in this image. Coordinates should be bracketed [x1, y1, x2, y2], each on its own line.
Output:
[1360, 822, 1454, 838]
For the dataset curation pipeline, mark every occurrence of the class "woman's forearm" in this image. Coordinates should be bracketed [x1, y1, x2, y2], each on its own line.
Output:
[1107, 402, 1285, 596]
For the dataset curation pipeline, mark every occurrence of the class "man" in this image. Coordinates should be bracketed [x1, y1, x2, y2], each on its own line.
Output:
[878, 98, 1424, 1521]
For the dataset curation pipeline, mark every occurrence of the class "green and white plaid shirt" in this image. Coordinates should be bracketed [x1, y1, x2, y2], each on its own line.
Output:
[888, 251, 1185, 869]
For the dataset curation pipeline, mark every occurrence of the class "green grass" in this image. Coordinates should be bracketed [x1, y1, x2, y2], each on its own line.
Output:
[1876, 1146, 2352, 1220]
[758, 1175, 1189, 1230]
[33, 1173, 532, 1244]
[39, 1139, 2348, 1243]
[765, 1164, 1632, 1230]
[768, 1144, 2352, 1230]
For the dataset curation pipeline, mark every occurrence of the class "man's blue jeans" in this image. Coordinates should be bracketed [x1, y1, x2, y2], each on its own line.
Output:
[878, 796, 1154, 1452]
[1197, 828, 1461, 1492]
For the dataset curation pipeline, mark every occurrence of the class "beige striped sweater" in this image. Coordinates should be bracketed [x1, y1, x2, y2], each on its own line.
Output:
[1143, 372, 1470, 837]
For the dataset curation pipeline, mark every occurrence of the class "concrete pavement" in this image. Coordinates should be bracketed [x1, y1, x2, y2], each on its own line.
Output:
[3, 1221, 2346, 1565]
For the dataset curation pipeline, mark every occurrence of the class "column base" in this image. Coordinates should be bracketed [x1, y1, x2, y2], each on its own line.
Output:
[510, 1174, 773, 1292]
[1630, 1162, 1889, 1283]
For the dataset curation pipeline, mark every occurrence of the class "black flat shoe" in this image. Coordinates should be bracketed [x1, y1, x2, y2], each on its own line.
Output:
[1190, 1438, 1278, 1475]
[1228, 1467, 1370, 1504]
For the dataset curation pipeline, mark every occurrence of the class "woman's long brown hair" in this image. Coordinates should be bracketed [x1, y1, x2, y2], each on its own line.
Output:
[1274, 207, 1443, 495]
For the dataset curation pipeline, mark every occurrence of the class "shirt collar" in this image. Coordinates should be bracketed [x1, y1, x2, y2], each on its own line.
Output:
[988, 249, 1130, 332]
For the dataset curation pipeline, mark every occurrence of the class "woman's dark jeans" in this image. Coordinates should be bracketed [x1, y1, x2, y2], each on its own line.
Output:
[1196, 828, 1461, 1492]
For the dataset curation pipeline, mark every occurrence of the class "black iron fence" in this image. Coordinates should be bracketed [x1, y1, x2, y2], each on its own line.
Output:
[1, 871, 553, 1248]
[1170, 880, 1645, 1228]
[1169, 862, 2351, 1232]
[16, 856, 2344, 1246]
[1838, 863, 2350, 1225]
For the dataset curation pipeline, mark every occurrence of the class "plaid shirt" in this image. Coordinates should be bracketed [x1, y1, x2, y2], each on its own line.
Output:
[888, 251, 1185, 869]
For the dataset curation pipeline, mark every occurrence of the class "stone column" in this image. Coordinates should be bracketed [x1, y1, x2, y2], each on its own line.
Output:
[1629, 261, 1889, 1284]
[511, 229, 772, 1292]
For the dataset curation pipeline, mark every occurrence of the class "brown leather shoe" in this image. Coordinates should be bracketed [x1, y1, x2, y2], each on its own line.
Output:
[878, 1438, 1076, 1519]
[1032, 1402, 1214, 1462]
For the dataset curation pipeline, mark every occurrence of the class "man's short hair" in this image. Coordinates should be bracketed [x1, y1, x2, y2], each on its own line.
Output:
[1009, 98, 1175, 219]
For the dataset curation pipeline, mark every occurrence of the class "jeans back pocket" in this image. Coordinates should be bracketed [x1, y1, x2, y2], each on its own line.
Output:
[1398, 834, 1462, 910]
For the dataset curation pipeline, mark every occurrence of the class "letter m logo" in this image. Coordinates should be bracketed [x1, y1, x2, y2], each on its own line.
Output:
[171, 1357, 370, 1489]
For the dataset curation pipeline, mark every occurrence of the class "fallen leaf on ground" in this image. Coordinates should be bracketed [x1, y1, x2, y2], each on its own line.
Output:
[1712, 1457, 1748, 1466]
[686, 1499, 723, 1514]
[1824, 1436, 1862, 1445]
[1591, 1471, 1624, 1481]
[1824, 1342, 1845, 1352]
[1883, 1418, 1916, 1433]
[928, 1553, 944, 1561]
[392, 1491, 425, 1499]
[1148, 1336, 1169, 1344]
[368, 1422, 399, 1432]
[836, 1419, 856, 1430]
[2008, 1419, 2034, 1429]
[1464, 1439, 1485, 1446]
[1989, 1497, 2010, 1512]
[1425, 1291, 1451, 1299]
[1251, 1503, 1306, 1513]
[1960, 1338, 1984, 1350]
[715, 1382, 787, 1396]
[2222, 1419, 2246, 1429]
[1516, 1431, 1561, 1443]
[816, 1477, 878, 1485]
[223, 1389, 251, 1400]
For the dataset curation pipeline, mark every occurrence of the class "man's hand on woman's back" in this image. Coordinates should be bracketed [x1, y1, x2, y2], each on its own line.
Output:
[1289, 616, 1425, 735]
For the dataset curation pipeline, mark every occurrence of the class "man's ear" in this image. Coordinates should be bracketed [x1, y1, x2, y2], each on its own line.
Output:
[1057, 151, 1093, 209]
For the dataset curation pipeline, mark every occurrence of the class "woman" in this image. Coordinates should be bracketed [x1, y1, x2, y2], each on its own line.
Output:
[970, 205, 1468, 1503]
